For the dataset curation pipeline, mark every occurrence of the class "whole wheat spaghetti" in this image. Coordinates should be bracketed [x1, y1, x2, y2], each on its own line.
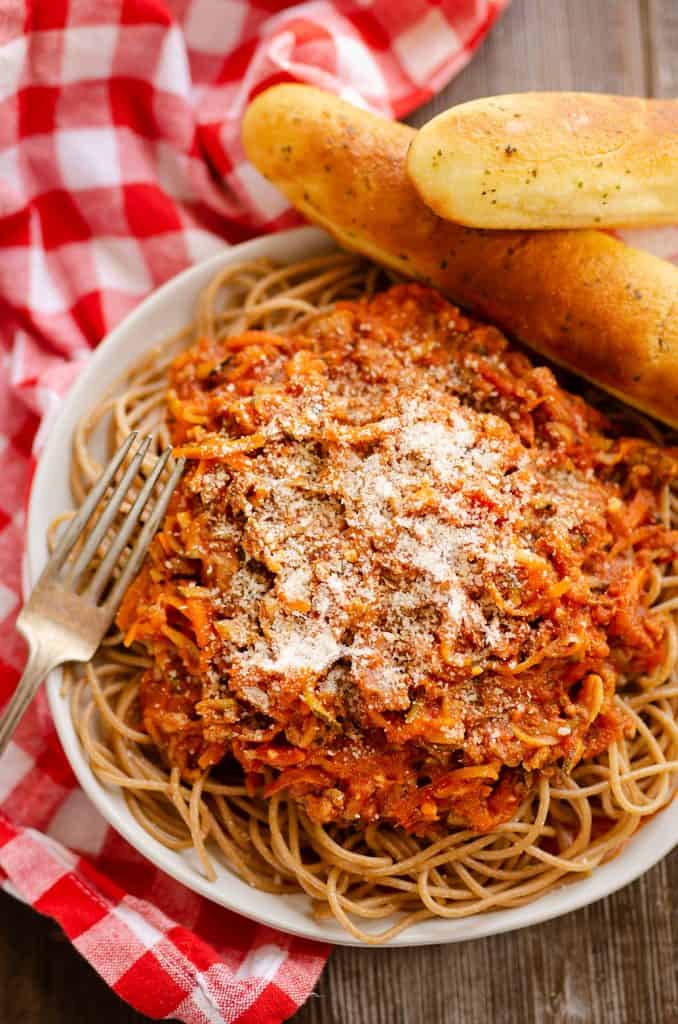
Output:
[61, 251, 678, 943]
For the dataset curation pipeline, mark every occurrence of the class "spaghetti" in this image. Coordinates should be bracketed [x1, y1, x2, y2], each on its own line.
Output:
[63, 251, 678, 943]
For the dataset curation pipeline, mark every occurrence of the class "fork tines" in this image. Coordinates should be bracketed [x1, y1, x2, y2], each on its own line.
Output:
[48, 433, 185, 610]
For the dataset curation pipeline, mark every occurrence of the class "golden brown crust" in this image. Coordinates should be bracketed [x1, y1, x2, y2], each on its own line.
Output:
[242, 84, 678, 428]
[407, 93, 678, 229]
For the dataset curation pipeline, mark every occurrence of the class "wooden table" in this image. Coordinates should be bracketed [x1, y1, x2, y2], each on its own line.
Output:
[2, 1, 677, 1021]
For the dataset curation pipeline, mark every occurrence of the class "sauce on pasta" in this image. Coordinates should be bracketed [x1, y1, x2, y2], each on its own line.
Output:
[117, 283, 678, 836]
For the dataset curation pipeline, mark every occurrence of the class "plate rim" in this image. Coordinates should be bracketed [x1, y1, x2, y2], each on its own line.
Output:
[25, 224, 678, 947]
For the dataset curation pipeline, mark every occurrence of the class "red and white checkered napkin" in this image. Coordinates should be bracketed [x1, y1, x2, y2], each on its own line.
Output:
[0, 1, 512, 1020]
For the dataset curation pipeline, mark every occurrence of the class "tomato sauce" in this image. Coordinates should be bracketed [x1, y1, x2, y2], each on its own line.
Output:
[119, 285, 678, 833]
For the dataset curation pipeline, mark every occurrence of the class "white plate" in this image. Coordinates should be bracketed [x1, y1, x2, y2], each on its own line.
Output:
[25, 226, 678, 946]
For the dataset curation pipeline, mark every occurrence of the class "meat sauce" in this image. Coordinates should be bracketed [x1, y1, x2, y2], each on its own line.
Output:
[118, 284, 678, 833]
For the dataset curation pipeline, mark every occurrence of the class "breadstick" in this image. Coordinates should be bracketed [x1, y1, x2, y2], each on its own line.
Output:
[243, 85, 678, 427]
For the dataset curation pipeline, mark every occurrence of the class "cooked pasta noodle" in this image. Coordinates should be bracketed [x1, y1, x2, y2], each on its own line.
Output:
[60, 251, 678, 943]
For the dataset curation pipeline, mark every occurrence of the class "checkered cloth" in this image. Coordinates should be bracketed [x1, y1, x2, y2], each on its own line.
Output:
[0, 1, 514, 1020]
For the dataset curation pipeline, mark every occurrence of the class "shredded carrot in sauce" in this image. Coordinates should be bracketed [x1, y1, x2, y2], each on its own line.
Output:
[118, 284, 678, 834]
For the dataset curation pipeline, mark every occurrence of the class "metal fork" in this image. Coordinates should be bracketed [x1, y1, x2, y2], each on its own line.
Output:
[0, 433, 185, 756]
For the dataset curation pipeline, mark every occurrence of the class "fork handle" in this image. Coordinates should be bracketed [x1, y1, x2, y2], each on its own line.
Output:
[0, 640, 60, 757]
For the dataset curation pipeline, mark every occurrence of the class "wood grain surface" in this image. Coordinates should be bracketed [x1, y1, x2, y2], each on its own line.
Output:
[2, 1, 676, 1022]
[647, 0, 678, 97]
